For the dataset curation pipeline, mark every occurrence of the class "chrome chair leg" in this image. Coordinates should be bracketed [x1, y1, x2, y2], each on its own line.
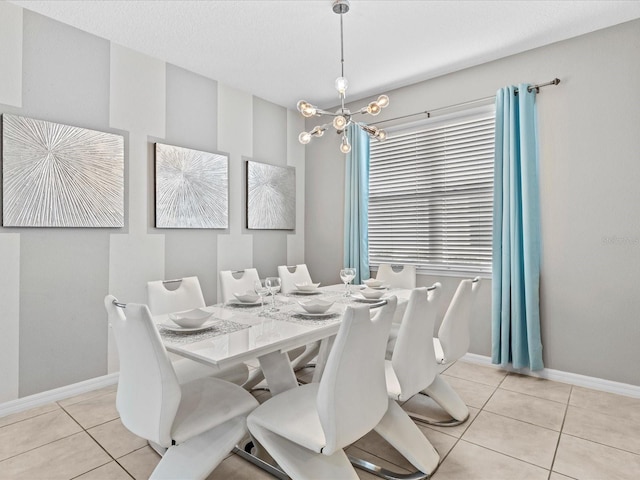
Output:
[349, 455, 433, 480]
[408, 398, 470, 427]
[233, 441, 289, 480]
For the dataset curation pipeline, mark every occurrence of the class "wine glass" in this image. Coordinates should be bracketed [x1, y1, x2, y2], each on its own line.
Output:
[254, 279, 269, 313]
[265, 277, 281, 312]
[340, 267, 356, 297]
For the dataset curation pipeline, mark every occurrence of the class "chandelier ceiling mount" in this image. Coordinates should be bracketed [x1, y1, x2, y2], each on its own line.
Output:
[297, 0, 390, 154]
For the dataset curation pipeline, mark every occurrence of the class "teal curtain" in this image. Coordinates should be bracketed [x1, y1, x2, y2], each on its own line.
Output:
[344, 124, 370, 285]
[492, 84, 544, 371]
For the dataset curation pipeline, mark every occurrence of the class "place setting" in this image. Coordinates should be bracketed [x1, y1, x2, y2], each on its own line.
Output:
[224, 290, 264, 309]
[287, 281, 323, 295]
[288, 298, 340, 323]
[157, 308, 249, 344]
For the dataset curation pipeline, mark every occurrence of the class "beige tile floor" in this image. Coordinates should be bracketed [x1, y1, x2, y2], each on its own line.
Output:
[1, 360, 639, 479]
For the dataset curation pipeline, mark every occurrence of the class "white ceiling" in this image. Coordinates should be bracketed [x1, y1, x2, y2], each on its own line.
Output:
[9, 1, 640, 110]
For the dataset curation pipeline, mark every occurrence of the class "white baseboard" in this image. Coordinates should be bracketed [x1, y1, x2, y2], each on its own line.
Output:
[462, 353, 640, 399]
[0, 373, 119, 418]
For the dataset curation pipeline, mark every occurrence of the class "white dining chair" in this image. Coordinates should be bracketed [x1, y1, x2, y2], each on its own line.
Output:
[434, 277, 481, 366]
[104, 296, 258, 480]
[219, 268, 261, 304]
[146, 277, 249, 386]
[415, 277, 482, 426]
[386, 285, 442, 403]
[277, 264, 312, 294]
[277, 264, 321, 372]
[247, 299, 395, 479]
[375, 263, 416, 289]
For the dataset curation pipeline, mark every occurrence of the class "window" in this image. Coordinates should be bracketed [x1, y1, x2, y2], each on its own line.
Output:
[368, 106, 495, 275]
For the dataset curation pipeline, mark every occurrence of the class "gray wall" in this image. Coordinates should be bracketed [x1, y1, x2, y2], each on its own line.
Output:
[0, 4, 305, 401]
[306, 19, 640, 387]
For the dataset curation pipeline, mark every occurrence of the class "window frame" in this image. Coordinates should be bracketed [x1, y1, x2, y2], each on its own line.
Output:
[367, 104, 496, 277]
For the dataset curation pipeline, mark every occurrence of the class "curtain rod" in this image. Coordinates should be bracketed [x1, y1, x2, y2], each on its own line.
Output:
[375, 78, 561, 126]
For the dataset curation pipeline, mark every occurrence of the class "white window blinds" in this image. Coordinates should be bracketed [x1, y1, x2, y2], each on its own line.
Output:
[368, 108, 495, 274]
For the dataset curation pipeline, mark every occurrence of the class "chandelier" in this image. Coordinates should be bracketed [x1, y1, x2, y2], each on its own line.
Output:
[297, 0, 389, 154]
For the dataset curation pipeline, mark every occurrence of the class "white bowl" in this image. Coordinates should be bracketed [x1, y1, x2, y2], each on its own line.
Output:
[360, 288, 385, 299]
[364, 278, 383, 288]
[298, 299, 334, 314]
[168, 308, 213, 328]
[234, 291, 260, 303]
[295, 282, 321, 292]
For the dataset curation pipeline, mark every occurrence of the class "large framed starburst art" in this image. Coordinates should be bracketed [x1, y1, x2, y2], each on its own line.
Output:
[246, 160, 295, 230]
[154, 143, 229, 229]
[1, 114, 124, 227]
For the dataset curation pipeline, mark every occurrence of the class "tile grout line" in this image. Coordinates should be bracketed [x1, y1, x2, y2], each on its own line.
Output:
[0, 409, 85, 465]
[59, 402, 137, 480]
[547, 384, 572, 480]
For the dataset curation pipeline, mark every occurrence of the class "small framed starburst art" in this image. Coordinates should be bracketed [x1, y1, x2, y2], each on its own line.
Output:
[154, 143, 229, 229]
[1, 114, 124, 227]
[246, 160, 295, 230]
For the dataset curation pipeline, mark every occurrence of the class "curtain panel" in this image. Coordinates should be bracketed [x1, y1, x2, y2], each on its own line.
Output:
[344, 124, 370, 285]
[492, 84, 544, 371]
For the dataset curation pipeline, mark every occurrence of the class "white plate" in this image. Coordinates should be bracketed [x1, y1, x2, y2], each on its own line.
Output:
[351, 293, 388, 303]
[293, 309, 337, 318]
[158, 319, 220, 333]
[295, 282, 321, 292]
[227, 299, 263, 306]
[368, 284, 389, 290]
[290, 289, 322, 295]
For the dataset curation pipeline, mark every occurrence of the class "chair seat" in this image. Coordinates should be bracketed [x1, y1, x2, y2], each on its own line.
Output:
[171, 377, 258, 444]
[172, 358, 249, 386]
[248, 383, 326, 453]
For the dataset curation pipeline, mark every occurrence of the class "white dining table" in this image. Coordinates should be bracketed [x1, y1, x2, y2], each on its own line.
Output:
[155, 284, 411, 395]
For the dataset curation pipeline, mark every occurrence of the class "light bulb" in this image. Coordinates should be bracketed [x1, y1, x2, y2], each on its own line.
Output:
[302, 105, 317, 117]
[377, 95, 389, 108]
[376, 129, 388, 141]
[340, 136, 351, 154]
[335, 76, 349, 95]
[310, 126, 325, 137]
[333, 115, 347, 130]
[297, 100, 317, 117]
[298, 131, 311, 144]
[367, 102, 381, 115]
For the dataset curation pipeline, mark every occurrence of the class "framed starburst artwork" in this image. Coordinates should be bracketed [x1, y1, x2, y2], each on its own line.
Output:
[154, 143, 229, 229]
[1, 114, 124, 227]
[246, 160, 295, 230]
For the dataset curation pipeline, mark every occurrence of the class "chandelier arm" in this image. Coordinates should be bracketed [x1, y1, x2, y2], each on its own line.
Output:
[315, 108, 341, 116]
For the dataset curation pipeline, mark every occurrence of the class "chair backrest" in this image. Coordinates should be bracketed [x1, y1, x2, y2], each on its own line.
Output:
[104, 296, 181, 447]
[219, 268, 260, 303]
[317, 296, 397, 455]
[376, 264, 416, 289]
[437, 277, 481, 363]
[391, 284, 442, 400]
[277, 264, 312, 294]
[147, 277, 206, 315]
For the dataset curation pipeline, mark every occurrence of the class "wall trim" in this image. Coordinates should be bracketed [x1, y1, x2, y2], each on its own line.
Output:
[0, 373, 119, 418]
[463, 353, 640, 399]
